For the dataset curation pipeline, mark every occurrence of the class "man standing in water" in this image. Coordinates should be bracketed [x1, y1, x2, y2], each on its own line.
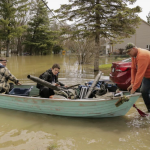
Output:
[37, 63, 65, 98]
[125, 43, 150, 112]
[0, 57, 21, 93]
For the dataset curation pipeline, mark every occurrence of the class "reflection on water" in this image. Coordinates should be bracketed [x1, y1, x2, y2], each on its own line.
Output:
[0, 55, 150, 150]
[6, 54, 116, 85]
[0, 99, 150, 150]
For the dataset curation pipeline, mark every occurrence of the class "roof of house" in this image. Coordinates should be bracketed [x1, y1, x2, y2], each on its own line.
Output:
[140, 18, 150, 27]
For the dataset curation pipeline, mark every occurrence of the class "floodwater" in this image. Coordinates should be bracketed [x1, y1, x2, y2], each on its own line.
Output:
[6, 54, 114, 84]
[0, 54, 150, 150]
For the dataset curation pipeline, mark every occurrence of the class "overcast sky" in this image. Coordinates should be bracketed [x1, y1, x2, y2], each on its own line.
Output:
[47, 0, 149, 22]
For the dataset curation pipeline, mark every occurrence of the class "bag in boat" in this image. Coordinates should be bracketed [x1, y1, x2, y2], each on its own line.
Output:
[54, 81, 118, 99]
[107, 84, 118, 92]
[54, 89, 76, 99]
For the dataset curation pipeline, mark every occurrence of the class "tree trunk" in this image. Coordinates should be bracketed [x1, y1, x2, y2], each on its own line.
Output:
[6, 39, 9, 57]
[17, 37, 22, 56]
[94, 35, 100, 71]
[94, 0, 100, 71]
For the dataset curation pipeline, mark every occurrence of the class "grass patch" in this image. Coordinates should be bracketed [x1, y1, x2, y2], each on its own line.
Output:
[99, 64, 111, 76]
[114, 55, 129, 61]
[99, 64, 112, 68]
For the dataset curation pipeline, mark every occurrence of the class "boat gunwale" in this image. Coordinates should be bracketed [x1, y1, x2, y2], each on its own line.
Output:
[0, 92, 141, 102]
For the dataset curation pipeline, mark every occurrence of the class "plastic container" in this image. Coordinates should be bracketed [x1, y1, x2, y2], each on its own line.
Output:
[9, 88, 30, 96]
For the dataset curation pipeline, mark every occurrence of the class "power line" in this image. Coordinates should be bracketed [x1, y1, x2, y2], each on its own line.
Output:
[40, 0, 64, 26]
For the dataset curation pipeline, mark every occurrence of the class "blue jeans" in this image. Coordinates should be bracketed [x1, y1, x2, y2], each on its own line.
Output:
[140, 77, 150, 110]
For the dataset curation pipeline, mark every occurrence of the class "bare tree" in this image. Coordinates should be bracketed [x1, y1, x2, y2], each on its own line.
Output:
[64, 38, 95, 64]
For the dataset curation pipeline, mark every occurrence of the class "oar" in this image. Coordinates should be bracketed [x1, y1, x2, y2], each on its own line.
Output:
[133, 104, 148, 117]
[85, 71, 102, 98]
[126, 89, 148, 117]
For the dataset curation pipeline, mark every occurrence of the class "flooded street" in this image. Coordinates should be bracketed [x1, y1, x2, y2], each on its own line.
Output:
[0, 54, 150, 150]
[6, 54, 113, 84]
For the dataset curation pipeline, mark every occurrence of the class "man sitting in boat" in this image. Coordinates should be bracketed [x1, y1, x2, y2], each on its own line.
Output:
[37, 63, 66, 98]
[0, 57, 21, 94]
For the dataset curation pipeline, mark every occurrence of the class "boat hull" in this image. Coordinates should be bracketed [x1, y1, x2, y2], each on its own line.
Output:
[0, 91, 141, 118]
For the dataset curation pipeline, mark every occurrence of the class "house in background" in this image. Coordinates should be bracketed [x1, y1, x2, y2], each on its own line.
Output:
[100, 38, 111, 55]
[112, 19, 150, 53]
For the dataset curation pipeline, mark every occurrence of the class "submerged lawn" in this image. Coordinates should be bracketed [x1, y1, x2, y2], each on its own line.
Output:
[99, 64, 112, 76]
[98, 56, 127, 76]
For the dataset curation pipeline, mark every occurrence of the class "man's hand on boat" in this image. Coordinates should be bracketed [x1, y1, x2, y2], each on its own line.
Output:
[16, 82, 22, 85]
[127, 84, 135, 94]
[127, 84, 133, 91]
[130, 89, 135, 94]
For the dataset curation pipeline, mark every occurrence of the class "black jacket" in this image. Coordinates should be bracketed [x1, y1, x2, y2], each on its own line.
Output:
[37, 69, 64, 89]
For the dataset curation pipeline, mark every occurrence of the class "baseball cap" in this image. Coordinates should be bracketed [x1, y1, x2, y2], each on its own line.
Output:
[124, 43, 135, 53]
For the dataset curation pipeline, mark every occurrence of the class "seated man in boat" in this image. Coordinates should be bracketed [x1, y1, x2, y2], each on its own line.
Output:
[0, 57, 21, 94]
[37, 63, 65, 98]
